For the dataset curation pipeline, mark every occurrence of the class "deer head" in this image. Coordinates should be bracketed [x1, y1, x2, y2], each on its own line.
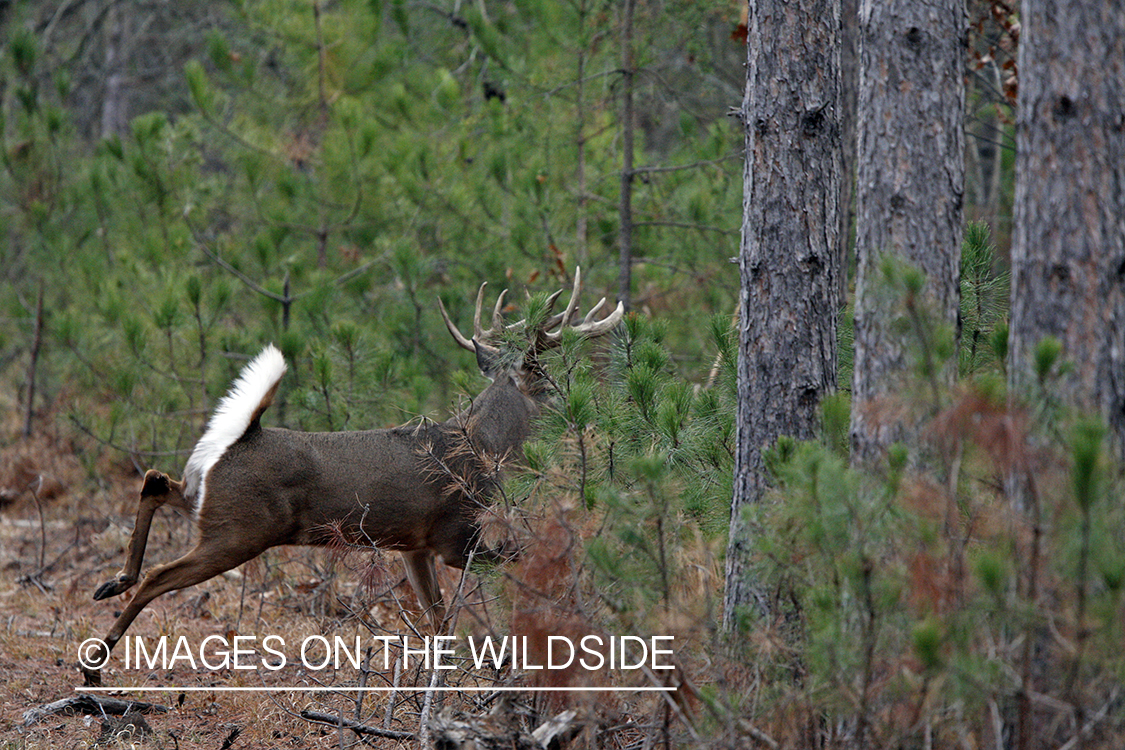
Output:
[438, 266, 625, 397]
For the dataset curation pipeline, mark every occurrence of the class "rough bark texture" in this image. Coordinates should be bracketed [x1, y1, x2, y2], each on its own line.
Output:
[1008, 1, 1125, 455]
[838, 0, 859, 306]
[618, 0, 636, 311]
[850, 0, 966, 462]
[724, 0, 840, 629]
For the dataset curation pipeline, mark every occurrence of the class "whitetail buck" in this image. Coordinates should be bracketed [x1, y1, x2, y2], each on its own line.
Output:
[82, 270, 623, 685]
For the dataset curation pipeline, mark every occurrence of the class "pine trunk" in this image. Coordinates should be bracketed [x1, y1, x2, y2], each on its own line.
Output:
[100, 3, 130, 139]
[724, 0, 840, 629]
[850, 0, 965, 462]
[618, 0, 636, 311]
[838, 0, 859, 306]
[1008, 1, 1125, 455]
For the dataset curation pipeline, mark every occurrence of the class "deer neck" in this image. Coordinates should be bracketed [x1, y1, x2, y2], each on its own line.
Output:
[456, 375, 539, 458]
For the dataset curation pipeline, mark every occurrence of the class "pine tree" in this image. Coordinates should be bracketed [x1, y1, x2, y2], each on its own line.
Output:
[725, 0, 841, 629]
[849, 0, 965, 462]
[1008, 0, 1125, 455]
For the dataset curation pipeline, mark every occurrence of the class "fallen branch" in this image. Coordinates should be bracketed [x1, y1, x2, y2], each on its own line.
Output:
[531, 709, 579, 747]
[299, 710, 415, 741]
[22, 694, 167, 727]
[1055, 687, 1120, 750]
[429, 706, 582, 750]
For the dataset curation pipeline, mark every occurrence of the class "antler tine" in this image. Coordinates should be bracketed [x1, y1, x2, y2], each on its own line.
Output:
[444, 272, 621, 357]
[437, 297, 477, 353]
[539, 289, 566, 330]
[491, 289, 508, 335]
[472, 282, 488, 340]
[545, 297, 625, 342]
[540, 266, 625, 344]
[543, 288, 565, 313]
[556, 266, 583, 332]
[472, 284, 519, 356]
[581, 296, 607, 323]
[438, 282, 509, 354]
[538, 267, 584, 335]
[572, 298, 626, 337]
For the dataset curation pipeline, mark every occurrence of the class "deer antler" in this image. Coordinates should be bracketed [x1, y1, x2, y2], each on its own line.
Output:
[539, 267, 625, 344]
[438, 283, 518, 357]
[438, 267, 625, 356]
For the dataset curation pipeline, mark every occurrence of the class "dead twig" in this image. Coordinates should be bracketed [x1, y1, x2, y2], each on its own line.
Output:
[22, 694, 168, 727]
[299, 710, 415, 741]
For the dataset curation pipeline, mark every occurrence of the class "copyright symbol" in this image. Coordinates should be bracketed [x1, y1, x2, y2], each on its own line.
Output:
[78, 638, 109, 670]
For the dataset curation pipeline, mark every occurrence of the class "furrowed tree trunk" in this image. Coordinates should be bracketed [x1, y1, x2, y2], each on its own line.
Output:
[618, 0, 636, 311]
[838, 0, 859, 306]
[724, 0, 841, 629]
[850, 0, 966, 463]
[1008, 0, 1125, 456]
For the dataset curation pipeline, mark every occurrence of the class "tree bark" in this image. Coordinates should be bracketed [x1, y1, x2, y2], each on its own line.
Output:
[22, 283, 45, 439]
[838, 0, 859, 305]
[849, 0, 966, 463]
[724, 0, 841, 629]
[1008, 0, 1125, 455]
[100, 1, 130, 139]
[617, 0, 636, 311]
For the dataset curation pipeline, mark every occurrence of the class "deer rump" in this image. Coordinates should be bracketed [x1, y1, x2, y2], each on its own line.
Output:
[187, 347, 513, 560]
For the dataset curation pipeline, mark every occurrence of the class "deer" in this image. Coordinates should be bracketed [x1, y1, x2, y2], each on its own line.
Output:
[81, 269, 623, 685]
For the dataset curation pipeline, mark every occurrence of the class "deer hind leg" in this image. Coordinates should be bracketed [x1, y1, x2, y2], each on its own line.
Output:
[93, 470, 189, 601]
[83, 537, 265, 685]
[401, 549, 446, 632]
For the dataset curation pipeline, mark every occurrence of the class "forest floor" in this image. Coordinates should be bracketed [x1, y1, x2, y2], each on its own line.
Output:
[0, 420, 680, 749]
[0, 427, 412, 748]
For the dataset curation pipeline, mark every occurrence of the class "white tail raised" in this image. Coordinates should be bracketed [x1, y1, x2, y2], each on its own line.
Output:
[183, 345, 288, 510]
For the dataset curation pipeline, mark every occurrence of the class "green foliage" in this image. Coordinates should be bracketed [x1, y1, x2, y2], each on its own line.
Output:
[1034, 335, 1063, 382]
[743, 264, 1125, 747]
[13, 3, 1118, 746]
[517, 310, 734, 622]
[1070, 419, 1103, 512]
[0, 0, 740, 467]
[960, 222, 1009, 375]
[911, 616, 944, 671]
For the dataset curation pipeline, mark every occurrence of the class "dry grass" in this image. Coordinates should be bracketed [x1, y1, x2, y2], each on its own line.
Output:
[1, 421, 703, 749]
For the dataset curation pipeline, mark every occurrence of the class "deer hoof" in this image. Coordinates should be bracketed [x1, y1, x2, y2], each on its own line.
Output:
[93, 576, 134, 600]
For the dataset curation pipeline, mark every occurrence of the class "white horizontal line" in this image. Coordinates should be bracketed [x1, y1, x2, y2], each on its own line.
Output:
[76, 686, 674, 693]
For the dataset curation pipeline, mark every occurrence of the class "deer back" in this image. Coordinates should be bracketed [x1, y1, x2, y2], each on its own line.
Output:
[197, 373, 536, 552]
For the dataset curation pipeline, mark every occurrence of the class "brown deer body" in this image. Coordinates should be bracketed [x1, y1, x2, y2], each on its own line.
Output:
[82, 272, 622, 685]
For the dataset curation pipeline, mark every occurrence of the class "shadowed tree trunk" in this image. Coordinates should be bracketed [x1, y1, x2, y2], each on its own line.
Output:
[617, 0, 636, 311]
[1007, 0, 1125, 456]
[838, 0, 859, 305]
[724, 0, 841, 629]
[849, 0, 966, 463]
[100, 1, 130, 139]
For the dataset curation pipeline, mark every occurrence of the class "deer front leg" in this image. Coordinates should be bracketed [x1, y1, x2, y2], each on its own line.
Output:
[433, 517, 518, 570]
[401, 549, 446, 633]
[397, 521, 517, 637]
[93, 470, 187, 601]
[83, 538, 264, 685]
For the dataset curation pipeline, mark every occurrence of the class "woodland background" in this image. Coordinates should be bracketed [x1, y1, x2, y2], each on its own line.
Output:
[1, 0, 1123, 748]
